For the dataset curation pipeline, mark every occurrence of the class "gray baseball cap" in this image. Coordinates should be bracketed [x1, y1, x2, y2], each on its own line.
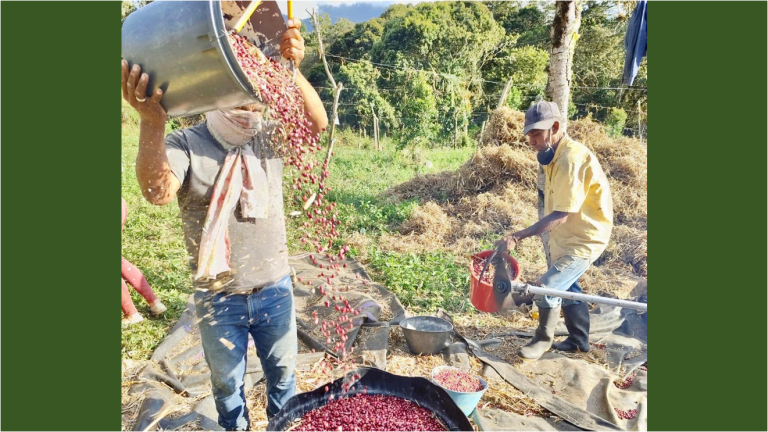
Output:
[523, 101, 561, 135]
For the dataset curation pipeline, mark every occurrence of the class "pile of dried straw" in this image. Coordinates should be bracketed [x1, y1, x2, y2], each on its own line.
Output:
[380, 109, 648, 295]
[480, 107, 527, 147]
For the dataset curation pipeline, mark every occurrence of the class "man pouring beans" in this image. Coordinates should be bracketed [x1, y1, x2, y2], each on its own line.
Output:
[122, 17, 327, 431]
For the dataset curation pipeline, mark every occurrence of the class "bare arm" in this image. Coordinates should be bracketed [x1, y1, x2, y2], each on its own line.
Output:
[281, 19, 329, 137]
[494, 211, 570, 251]
[122, 60, 180, 205]
[295, 70, 329, 136]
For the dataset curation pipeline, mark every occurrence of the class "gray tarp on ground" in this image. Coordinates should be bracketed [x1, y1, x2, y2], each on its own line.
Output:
[447, 306, 647, 432]
[126, 255, 646, 431]
[128, 254, 407, 431]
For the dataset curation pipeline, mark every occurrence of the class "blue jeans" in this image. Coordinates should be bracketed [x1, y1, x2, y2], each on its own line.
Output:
[535, 255, 592, 309]
[194, 275, 297, 431]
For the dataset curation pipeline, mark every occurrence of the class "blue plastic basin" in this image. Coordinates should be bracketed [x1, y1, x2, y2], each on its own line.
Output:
[431, 366, 488, 416]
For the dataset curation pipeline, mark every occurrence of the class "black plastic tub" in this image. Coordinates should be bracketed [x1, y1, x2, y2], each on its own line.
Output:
[267, 367, 473, 431]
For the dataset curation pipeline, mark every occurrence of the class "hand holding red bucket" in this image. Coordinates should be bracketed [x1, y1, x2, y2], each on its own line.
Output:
[469, 250, 521, 313]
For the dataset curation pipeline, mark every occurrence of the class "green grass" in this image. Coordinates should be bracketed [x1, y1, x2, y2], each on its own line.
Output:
[366, 248, 474, 313]
[121, 104, 477, 359]
[314, 134, 478, 314]
[121, 109, 192, 359]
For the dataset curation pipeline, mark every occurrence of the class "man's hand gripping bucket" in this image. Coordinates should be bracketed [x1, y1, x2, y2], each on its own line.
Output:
[469, 248, 521, 313]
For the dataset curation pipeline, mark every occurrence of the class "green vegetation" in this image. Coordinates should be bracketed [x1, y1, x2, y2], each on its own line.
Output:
[120, 0, 649, 359]
[122, 103, 474, 359]
[300, 1, 646, 143]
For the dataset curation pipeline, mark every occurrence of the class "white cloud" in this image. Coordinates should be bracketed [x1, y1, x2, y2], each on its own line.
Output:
[274, 0, 436, 21]
[274, 1, 319, 20]
[316, 0, 430, 4]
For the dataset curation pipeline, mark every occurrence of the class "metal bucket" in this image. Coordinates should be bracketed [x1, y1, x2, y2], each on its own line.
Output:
[400, 316, 454, 355]
[268, 367, 473, 431]
[121, 1, 289, 117]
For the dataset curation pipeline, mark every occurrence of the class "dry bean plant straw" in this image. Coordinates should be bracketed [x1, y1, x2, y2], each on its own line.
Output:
[229, 31, 361, 393]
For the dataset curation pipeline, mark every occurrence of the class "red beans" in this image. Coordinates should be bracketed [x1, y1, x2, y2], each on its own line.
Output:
[614, 373, 636, 390]
[471, 257, 494, 284]
[294, 394, 446, 431]
[433, 368, 483, 393]
[614, 408, 638, 420]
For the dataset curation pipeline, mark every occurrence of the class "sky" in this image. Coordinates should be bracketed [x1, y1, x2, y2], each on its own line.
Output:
[274, 0, 438, 21]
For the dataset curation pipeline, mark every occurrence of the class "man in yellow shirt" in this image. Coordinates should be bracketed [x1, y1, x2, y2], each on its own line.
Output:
[495, 101, 613, 360]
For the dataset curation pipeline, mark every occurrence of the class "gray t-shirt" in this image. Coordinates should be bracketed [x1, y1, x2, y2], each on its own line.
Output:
[165, 121, 289, 293]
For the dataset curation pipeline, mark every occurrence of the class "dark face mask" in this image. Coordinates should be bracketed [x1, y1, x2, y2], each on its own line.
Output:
[537, 129, 555, 165]
[537, 145, 555, 165]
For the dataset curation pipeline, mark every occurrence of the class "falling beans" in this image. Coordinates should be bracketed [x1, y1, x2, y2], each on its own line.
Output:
[228, 31, 349, 267]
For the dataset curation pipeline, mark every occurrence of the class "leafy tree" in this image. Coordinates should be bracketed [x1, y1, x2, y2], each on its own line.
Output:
[328, 18, 385, 61]
[505, 86, 524, 110]
[482, 43, 549, 111]
[388, 69, 438, 149]
[606, 107, 627, 137]
[300, 13, 354, 76]
[433, 74, 474, 146]
[370, 1, 504, 147]
[380, 3, 413, 20]
[571, 1, 647, 130]
[121, 1, 136, 22]
[493, 2, 553, 48]
[336, 62, 398, 133]
[372, 1, 503, 76]
[121, 0, 152, 23]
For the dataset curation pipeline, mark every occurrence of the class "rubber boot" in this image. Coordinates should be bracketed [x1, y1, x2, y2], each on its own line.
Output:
[552, 302, 590, 352]
[519, 306, 560, 360]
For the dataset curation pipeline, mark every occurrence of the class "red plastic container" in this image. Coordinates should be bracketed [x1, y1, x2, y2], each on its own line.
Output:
[469, 250, 521, 313]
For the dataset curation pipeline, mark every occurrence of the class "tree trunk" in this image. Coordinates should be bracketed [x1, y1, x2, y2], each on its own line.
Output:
[497, 77, 514, 109]
[327, 84, 342, 146]
[371, 103, 380, 151]
[463, 111, 468, 143]
[323, 83, 343, 168]
[540, 0, 582, 268]
[311, 10, 344, 173]
[453, 111, 459, 149]
[479, 120, 486, 146]
[545, 0, 582, 133]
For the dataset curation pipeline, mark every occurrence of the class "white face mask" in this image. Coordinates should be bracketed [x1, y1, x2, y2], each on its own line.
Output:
[222, 109, 263, 130]
[206, 108, 264, 149]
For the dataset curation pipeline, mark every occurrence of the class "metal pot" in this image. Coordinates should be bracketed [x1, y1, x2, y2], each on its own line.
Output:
[121, 1, 289, 117]
[399, 316, 454, 355]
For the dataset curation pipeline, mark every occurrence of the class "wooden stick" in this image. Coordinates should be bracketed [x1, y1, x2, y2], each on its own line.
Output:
[234, 0, 262, 33]
[311, 9, 344, 172]
[497, 77, 514, 109]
